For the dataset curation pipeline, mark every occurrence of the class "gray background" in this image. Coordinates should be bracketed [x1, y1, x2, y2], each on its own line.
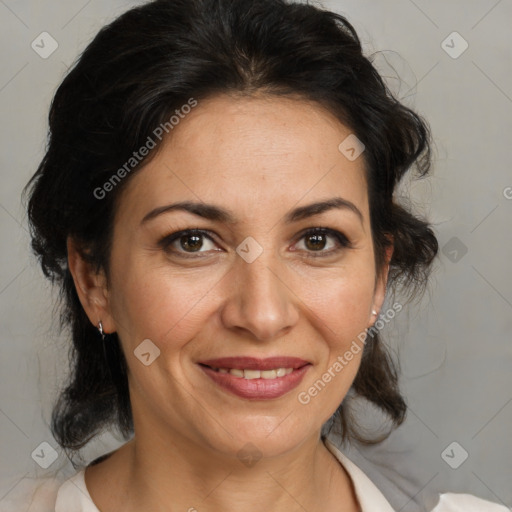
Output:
[0, 0, 511, 510]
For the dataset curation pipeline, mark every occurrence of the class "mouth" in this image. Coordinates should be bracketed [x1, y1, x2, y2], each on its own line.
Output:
[197, 356, 311, 400]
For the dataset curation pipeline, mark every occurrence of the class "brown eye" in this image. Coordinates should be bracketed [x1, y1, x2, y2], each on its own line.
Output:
[304, 233, 328, 251]
[159, 229, 219, 256]
[294, 228, 352, 257]
[179, 234, 203, 252]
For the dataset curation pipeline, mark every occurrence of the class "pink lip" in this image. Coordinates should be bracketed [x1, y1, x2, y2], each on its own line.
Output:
[197, 357, 311, 400]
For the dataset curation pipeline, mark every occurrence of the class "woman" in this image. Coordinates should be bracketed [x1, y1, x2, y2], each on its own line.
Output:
[5, 0, 507, 510]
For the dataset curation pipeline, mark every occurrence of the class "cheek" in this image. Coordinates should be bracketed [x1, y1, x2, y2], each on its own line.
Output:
[333, 274, 373, 324]
[108, 256, 225, 348]
[296, 260, 376, 342]
[294, 275, 373, 418]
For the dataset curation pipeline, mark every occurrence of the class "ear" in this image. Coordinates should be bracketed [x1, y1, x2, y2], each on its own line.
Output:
[370, 236, 394, 323]
[67, 237, 116, 334]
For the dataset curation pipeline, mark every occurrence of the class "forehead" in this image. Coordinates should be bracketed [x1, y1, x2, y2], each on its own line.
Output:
[117, 94, 369, 223]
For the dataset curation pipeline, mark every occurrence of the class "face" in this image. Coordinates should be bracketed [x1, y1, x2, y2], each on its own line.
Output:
[76, 94, 390, 459]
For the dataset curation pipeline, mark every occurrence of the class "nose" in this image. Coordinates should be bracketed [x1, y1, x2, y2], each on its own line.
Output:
[220, 255, 300, 342]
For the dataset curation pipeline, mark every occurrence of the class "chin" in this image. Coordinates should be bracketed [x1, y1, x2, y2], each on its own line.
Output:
[197, 414, 315, 461]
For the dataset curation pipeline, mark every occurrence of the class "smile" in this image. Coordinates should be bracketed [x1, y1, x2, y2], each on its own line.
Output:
[197, 357, 311, 400]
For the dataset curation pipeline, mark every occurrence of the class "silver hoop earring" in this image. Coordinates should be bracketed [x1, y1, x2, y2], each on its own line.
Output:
[98, 321, 105, 340]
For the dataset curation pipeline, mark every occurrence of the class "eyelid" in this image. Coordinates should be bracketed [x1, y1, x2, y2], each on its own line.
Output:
[159, 226, 353, 258]
[158, 228, 218, 252]
[294, 226, 351, 244]
[292, 227, 353, 256]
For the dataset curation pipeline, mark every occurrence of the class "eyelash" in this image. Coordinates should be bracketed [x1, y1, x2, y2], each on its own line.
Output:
[158, 227, 353, 259]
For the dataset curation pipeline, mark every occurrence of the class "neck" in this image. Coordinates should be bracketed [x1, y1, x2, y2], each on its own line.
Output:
[87, 428, 358, 512]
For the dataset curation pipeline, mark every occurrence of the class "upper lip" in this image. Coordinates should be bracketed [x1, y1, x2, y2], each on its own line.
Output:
[198, 356, 311, 370]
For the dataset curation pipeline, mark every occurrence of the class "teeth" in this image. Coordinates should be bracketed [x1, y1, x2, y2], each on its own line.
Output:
[244, 369, 261, 380]
[211, 367, 294, 379]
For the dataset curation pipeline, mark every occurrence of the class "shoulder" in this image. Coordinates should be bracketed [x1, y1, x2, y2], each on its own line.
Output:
[0, 474, 63, 512]
[431, 493, 510, 512]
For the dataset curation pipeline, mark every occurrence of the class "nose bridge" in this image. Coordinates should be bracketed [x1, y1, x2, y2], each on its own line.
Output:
[221, 247, 299, 340]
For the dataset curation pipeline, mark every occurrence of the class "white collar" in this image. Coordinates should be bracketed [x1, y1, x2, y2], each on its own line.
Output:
[323, 436, 395, 511]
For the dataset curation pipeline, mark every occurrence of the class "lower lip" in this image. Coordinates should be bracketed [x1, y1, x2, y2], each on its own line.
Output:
[198, 364, 311, 400]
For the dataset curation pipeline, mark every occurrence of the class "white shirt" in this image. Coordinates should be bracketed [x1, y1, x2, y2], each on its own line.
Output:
[0, 438, 508, 511]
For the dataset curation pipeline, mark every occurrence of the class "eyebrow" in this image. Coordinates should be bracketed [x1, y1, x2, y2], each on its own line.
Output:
[140, 197, 364, 226]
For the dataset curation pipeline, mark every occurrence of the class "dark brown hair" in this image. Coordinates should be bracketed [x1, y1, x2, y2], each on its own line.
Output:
[24, 0, 438, 465]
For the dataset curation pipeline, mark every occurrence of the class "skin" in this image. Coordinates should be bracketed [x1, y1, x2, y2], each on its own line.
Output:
[68, 94, 393, 512]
